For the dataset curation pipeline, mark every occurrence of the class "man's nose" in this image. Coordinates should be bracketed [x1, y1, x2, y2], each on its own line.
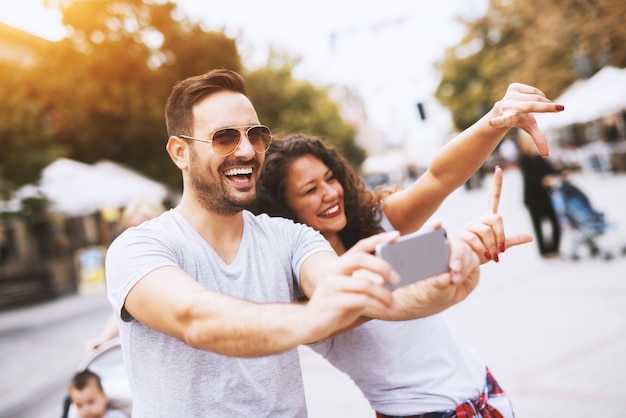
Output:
[232, 132, 256, 158]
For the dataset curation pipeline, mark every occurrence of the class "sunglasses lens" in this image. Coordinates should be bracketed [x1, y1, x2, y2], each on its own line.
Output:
[209, 126, 272, 155]
[247, 126, 272, 152]
[212, 128, 241, 155]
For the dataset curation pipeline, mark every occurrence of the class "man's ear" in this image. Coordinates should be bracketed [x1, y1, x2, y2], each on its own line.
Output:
[166, 136, 189, 169]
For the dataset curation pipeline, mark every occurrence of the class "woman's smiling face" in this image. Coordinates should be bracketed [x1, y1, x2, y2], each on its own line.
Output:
[283, 155, 347, 236]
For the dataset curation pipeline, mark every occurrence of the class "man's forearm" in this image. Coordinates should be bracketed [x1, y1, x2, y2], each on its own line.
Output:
[180, 295, 315, 357]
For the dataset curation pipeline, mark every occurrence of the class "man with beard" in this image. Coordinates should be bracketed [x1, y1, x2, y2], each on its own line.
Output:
[105, 69, 480, 417]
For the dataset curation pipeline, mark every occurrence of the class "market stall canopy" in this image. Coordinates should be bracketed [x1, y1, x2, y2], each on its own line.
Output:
[38, 158, 169, 216]
[536, 66, 626, 131]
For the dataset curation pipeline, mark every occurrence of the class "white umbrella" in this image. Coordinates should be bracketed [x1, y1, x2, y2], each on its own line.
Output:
[39, 158, 169, 216]
[536, 66, 626, 131]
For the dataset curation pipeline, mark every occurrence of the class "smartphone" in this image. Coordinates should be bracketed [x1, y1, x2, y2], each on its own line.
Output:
[375, 228, 450, 290]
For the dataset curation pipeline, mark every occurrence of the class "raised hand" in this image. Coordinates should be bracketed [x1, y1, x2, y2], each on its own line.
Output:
[488, 83, 565, 156]
[455, 165, 532, 264]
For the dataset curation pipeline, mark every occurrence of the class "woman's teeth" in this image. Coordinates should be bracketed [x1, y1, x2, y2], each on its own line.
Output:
[320, 204, 339, 216]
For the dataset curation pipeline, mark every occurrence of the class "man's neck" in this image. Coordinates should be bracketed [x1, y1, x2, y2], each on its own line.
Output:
[176, 197, 245, 264]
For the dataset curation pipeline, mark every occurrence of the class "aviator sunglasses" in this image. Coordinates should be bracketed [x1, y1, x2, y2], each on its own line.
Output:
[179, 125, 272, 157]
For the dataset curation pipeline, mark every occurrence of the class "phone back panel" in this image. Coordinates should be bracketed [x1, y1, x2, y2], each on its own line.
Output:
[376, 228, 450, 290]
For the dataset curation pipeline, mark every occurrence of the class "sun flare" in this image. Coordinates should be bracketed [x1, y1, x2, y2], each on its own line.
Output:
[0, 0, 65, 41]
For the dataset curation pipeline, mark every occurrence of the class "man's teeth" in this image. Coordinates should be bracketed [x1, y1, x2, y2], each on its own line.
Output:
[320, 205, 339, 216]
[225, 167, 253, 176]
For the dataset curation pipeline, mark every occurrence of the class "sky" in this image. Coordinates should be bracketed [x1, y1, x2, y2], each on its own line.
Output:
[0, 0, 488, 165]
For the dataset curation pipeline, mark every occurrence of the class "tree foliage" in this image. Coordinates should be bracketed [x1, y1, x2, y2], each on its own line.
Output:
[0, 0, 362, 194]
[246, 53, 364, 167]
[435, 0, 626, 131]
[0, 63, 68, 193]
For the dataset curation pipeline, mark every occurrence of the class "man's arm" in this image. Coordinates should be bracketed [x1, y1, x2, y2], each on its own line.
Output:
[299, 231, 481, 323]
[124, 256, 395, 357]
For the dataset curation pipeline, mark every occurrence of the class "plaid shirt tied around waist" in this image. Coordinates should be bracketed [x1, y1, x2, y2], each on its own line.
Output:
[375, 367, 506, 418]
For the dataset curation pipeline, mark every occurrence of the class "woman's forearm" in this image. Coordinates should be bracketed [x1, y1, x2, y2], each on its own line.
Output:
[428, 110, 506, 191]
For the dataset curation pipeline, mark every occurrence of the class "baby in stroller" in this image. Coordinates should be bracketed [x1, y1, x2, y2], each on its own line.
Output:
[63, 338, 132, 418]
[68, 369, 128, 418]
[551, 169, 626, 260]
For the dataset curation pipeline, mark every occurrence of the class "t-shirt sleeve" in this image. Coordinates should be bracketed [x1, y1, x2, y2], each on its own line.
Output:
[291, 225, 335, 283]
[105, 227, 178, 322]
[264, 214, 334, 295]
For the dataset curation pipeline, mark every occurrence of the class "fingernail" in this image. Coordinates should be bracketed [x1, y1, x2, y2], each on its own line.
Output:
[499, 243, 505, 253]
[484, 252, 492, 260]
[556, 104, 565, 111]
[493, 253, 499, 263]
[389, 270, 401, 285]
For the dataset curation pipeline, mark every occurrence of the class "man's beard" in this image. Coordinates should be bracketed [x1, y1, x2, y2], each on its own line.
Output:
[188, 154, 257, 216]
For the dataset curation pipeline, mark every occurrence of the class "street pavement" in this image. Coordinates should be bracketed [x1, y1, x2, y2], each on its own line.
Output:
[1, 167, 626, 417]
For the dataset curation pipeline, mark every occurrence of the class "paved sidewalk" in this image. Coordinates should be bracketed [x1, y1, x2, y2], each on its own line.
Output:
[0, 291, 112, 418]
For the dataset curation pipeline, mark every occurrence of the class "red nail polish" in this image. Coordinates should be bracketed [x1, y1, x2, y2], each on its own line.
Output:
[499, 243, 505, 253]
[556, 104, 565, 111]
[493, 253, 499, 262]
[484, 252, 492, 260]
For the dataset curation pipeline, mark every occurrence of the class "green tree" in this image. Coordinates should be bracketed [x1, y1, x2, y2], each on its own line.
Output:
[1, 0, 363, 193]
[435, 0, 626, 131]
[0, 62, 68, 189]
[47, 0, 243, 189]
[246, 52, 364, 168]
[0, 0, 243, 191]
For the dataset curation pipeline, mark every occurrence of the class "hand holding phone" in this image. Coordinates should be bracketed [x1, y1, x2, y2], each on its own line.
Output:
[375, 228, 450, 290]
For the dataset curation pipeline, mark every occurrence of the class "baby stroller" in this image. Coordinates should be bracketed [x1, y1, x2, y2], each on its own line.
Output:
[551, 174, 626, 261]
[64, 337, 133, 417]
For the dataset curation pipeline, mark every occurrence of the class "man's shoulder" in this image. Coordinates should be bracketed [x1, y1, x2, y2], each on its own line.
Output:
[109, 210, 180, 247]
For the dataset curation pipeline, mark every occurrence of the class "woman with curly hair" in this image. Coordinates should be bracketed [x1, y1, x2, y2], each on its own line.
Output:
[251, 134, 515, 417]
[249, 82, 563, 417]
[253, 133, 390, 251]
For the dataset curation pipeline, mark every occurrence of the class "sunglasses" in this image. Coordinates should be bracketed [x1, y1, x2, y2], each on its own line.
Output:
[179, 125, 272, 156]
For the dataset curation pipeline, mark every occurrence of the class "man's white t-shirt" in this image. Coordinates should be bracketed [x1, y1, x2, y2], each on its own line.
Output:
[106, 209, 332, 417]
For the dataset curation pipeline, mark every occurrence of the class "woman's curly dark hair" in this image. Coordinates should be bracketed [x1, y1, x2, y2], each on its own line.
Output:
[251, 133, 392, 249]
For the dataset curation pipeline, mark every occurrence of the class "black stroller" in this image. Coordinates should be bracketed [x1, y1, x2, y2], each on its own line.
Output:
[552, 174, 626, 260]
